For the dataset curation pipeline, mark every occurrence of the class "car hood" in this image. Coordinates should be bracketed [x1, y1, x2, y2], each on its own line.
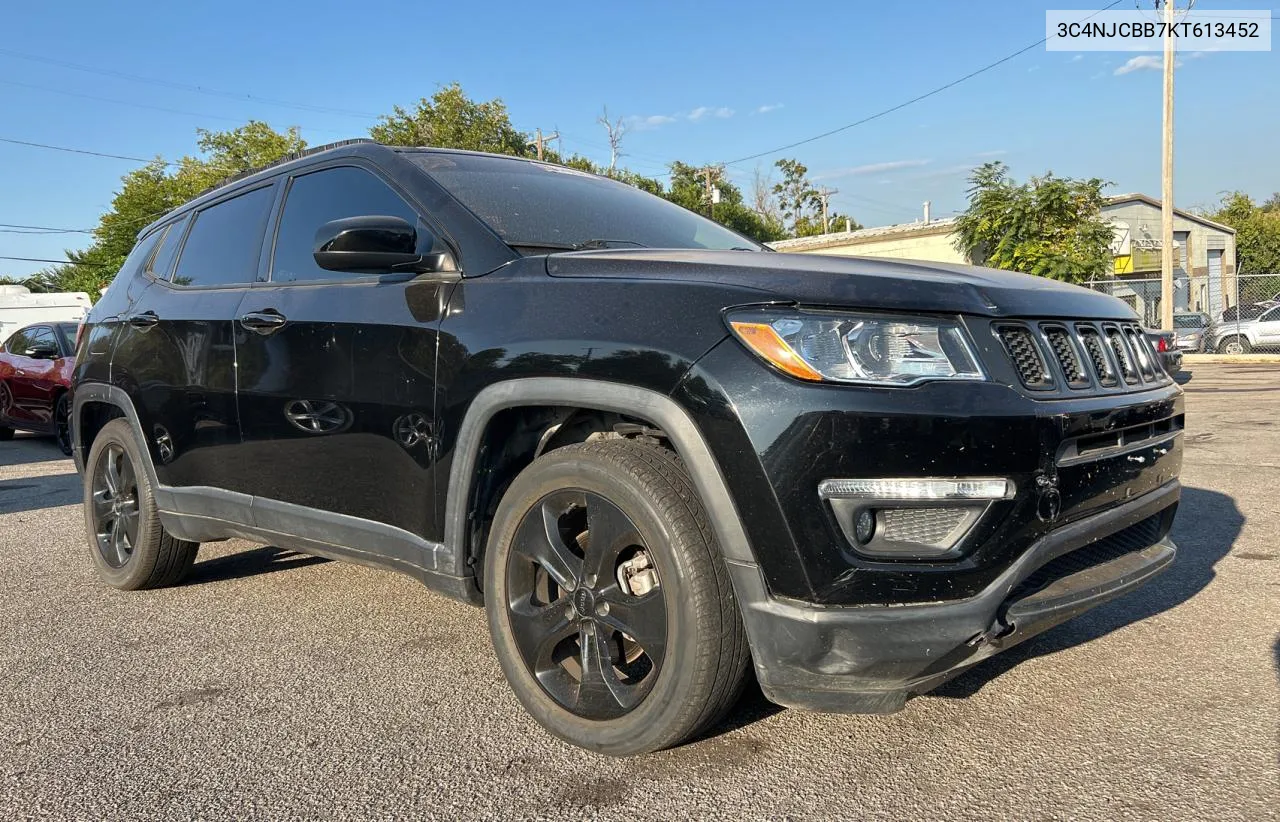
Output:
[545, 250, 1135, 319]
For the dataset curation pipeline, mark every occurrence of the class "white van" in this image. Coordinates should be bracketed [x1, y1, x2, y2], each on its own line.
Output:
[0, 286, 91, 346]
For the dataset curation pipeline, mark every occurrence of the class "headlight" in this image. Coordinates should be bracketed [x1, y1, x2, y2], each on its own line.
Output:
[726, 309, 986, 386]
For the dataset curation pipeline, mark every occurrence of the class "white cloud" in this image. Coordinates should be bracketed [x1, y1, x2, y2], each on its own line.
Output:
[755, 103, 783, 114]
[1070, 54, 1084, 63]
[1114, 55, 1181, 75]
[821, 159, 932, 178]
[688, 106, 734, 121]
[626, 114, 676, 130]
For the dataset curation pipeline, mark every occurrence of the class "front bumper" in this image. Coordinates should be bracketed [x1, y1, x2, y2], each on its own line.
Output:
[731, 480, 1179, 713]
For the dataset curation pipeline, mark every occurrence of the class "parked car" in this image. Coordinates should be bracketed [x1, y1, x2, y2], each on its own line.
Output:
[69, 141, 1183, 756]
[1144, 328, 1183, 376]
[1218, 301, 1275, 324]
[1172, 312, 1212, 353]
[0, 321, 77, 453]
[1210, 303, 1280, 353]
[0, 285, 90, 346]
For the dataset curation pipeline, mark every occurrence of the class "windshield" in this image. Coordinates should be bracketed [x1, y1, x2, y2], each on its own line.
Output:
[405, 151, 763, 252]
[1173, 314, 1207, 329]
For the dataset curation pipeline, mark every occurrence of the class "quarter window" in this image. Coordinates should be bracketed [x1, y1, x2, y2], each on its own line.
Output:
[172, 185, 274, 287]
[271, 166, 420, 283]
[148, 215, 191, 280]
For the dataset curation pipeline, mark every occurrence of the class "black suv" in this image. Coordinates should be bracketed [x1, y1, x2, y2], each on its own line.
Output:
[71, 141, 1183, 756]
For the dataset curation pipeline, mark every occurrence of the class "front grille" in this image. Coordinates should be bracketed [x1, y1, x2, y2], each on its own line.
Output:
[1105, 325, 1139, 384]
[1007, 514, 1165, 602]
[1043, 325, 1089, 388]
[882, 507, 969, 546]
[996, 325, 1052, 389]
[995, 321, 1168, 394]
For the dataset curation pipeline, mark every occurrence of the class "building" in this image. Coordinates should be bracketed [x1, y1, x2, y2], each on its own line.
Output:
[770, 194, 1237, 324]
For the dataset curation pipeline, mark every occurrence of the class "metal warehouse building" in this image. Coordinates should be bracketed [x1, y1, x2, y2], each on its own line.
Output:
[771, 194, 1238, 325]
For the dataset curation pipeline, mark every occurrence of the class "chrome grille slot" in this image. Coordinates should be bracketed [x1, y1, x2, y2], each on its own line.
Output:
[1123, 325, 1158, 381]
[1042, 324, 1090, 388]
[996, 324, 1052, 389]
[1104, 325, 1138, 385]
[1076, 324, 1117, 387]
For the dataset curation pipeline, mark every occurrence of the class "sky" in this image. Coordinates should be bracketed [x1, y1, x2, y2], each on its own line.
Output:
[2, 0, 1278, 278]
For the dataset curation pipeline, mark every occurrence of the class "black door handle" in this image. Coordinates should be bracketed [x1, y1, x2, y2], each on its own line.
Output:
[239, 310, 287, 335]
[128, 311, 159, 329]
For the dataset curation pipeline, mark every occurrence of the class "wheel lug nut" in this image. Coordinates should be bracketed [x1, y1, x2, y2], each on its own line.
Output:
[595, 602, 609, 617]
[584, 573, 597, 587]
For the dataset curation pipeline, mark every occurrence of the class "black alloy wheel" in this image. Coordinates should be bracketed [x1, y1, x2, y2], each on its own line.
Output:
[90, 441, 140, 569]
[55, 394, 73, 455]
[505, 488, 667, 720]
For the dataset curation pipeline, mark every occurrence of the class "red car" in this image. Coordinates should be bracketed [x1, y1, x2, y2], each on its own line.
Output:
[0, 321, 77, 454]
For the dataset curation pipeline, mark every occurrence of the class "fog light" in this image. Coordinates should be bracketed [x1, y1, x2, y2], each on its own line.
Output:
[855, 509, 876, 544]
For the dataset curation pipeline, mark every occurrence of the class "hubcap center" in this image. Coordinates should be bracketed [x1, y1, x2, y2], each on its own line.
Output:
[571, 586, 596, 618]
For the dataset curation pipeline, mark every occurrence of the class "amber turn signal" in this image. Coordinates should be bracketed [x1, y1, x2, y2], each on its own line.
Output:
[729, 321, 825, 381]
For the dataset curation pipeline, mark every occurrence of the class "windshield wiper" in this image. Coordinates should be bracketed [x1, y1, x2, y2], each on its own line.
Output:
[507, 238, 649, 252]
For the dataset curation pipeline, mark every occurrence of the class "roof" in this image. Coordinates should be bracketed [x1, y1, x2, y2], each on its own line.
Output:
[1104, 193, 1236, 235]
[769, 217, 957, 252]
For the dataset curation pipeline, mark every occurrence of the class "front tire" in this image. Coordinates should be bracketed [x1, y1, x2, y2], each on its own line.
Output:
[484, 440, 748, 756]
[83, 418, 198, 590]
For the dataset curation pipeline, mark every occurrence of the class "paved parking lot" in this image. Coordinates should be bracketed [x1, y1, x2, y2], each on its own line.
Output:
[1, 364, 1277, 821]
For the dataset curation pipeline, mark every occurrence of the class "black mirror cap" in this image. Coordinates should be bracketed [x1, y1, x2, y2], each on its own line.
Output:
[26, 343, 59, 359]
[313, 215, 440, 274]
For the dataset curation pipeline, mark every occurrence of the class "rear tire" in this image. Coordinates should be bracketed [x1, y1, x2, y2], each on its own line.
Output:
[83, 419, 198, 590]
[484, 439, 749, 756]
[54, 394, 72, 456]
[1218, 336, 1252, 355]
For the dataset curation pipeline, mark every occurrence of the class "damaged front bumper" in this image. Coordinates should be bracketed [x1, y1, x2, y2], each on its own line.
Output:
[730, 480, 1179, 714]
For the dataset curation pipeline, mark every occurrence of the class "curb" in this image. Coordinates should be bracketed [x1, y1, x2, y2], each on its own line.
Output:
[1183, 354, 1280, 364]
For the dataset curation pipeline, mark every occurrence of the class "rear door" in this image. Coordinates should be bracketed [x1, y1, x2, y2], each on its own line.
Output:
[230, 163, 453, 542]
[1, 327, 37, 424]
[8, 325, 61, 427]
[1254, 306, 1280, 347]
[111, 183, 275, 489]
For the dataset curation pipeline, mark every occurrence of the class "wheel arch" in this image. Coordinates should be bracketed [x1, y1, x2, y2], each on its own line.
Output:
[71, 383, 155, 486]
[443, 378, 755, 583]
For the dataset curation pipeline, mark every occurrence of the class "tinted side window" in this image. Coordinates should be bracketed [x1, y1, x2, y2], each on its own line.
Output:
[147, 215, 190, 280]
[271, 167, 419, 283]
[25, 326, 56, 351]
[172, 185, 274, 287]
[118, 227, 166, 282]
[5, 329, 30, 353]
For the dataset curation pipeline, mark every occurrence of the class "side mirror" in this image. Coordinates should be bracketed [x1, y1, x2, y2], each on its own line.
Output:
[313, 215, 454, 274]
[26, 342, 59, 360]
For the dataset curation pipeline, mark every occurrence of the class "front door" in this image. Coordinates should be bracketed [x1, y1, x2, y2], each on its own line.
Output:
[230, 164, 452, 542]
[4, 325, 59, 426]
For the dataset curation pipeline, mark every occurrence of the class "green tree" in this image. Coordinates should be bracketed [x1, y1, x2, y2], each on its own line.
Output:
[45, 122, 306, 298]
[952, 161, 1113, 283]
[772, 158, 818, 235]
[370, 83, 530, 155]
[1209, 192, 1280, 275]
[664, 162, 784, 243]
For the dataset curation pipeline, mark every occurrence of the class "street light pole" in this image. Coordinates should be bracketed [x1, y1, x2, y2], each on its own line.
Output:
[1159, 0, 1176, 330]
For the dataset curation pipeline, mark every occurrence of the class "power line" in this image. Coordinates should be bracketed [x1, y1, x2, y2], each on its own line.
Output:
[719, 0, 1126, 167]
[0, 48, 380, 120]
[0, 78, 345, 135]
[0, 255, 108, 266]
[0, 136, 165, 165]
[0, 222, 94, 234]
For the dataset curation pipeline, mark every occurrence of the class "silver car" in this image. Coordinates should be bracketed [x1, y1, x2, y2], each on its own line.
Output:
[1172, 312, 1211, 353]
[1209, 303, 1280, 353]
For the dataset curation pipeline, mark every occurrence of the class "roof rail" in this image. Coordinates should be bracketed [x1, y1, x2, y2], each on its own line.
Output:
[192, 138, 379, 199]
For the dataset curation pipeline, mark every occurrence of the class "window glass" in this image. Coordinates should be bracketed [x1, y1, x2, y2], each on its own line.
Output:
[172, 185, 274, 287]
[119, 227, 166, 282]
[5, 329, 30, 354]
[25, 327, 56, 352]
[405, 151, 763, 252]
[148, 215, 190, 280]
[1262, 306, 1280, 323]
[271, 166, 420, 283]
[54, 323, 76, 354]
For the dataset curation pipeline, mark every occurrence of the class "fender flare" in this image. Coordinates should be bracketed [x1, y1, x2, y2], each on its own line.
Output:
[70, 382, 160, 488]
[441, 377, 756, 578]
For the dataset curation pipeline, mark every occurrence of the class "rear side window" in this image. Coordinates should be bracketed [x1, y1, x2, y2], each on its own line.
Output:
[271, 166, 420, 283]
[118, 228, 166, 282]
[172, 185, 274, 288]
[147, 215, 190, 280]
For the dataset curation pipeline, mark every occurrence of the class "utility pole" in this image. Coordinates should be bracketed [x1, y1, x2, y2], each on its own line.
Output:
[528, 128, 560, 161]
[701, 166, 720, 219]
[816, 187, 839, 234]
[1159, 0, 1178, 330]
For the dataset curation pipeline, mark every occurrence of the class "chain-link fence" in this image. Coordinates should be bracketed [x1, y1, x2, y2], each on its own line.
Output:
[1083, 273, 1280, 354]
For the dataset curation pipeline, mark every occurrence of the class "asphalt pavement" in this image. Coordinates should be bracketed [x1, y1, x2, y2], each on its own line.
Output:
[1, 364, 1277, 820]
